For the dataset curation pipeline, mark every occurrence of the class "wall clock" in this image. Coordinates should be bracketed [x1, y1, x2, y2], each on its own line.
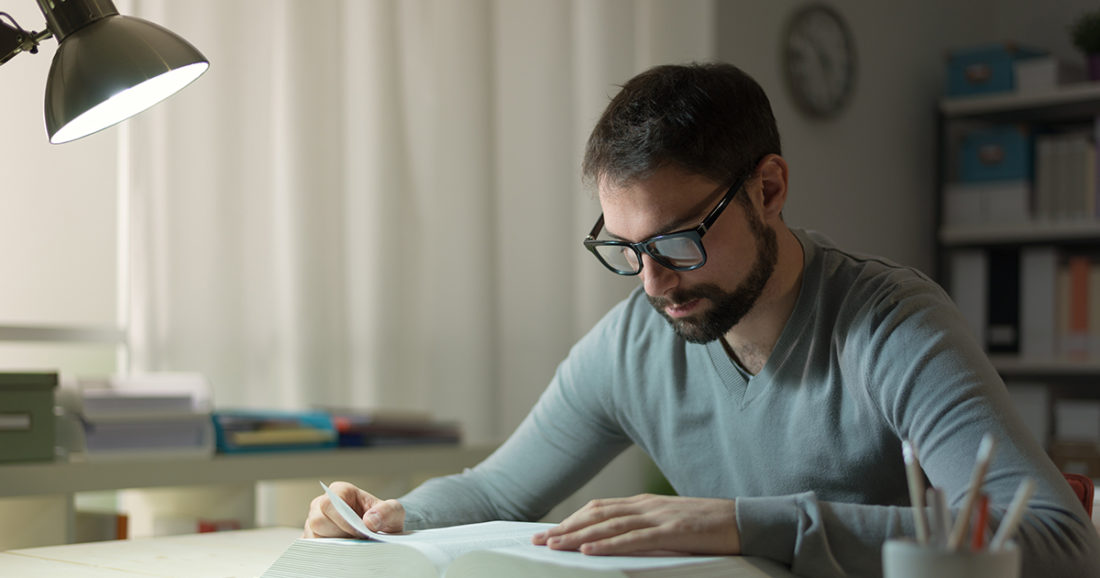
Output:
[783, 3, 857, 118]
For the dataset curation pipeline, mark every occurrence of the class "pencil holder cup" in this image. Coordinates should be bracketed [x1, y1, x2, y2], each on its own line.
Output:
[882, 539, 1019, 578]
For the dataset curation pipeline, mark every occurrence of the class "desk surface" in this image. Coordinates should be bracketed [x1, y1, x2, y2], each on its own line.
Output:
[0, 526, 798, 577]
[0, 527, 301, 577]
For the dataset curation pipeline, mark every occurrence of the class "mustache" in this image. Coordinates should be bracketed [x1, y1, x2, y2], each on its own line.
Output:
[648, 284, 726, 309]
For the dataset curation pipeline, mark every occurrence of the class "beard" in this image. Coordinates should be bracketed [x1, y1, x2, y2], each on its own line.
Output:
[647, 209, 779, 344]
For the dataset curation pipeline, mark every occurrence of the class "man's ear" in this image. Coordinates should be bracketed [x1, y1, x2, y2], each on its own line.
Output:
[756, 154, 789, 220]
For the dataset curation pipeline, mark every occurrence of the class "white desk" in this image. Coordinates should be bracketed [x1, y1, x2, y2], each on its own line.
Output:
[0, 527, 799, 577]
[0, 527, 301, 577]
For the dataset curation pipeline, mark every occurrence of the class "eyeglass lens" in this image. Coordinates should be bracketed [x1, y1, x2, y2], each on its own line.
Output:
[592, 235, 704, 273]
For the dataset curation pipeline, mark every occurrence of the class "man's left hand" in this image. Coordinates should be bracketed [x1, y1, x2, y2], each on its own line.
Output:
[531, 494, 740, 556]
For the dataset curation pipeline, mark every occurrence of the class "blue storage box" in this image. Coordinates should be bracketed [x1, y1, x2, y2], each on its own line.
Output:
[947, 43, 1045, 97]
[959, 125, 1032, 182]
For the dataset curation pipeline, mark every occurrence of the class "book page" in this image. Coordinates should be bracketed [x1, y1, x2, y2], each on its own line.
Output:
[320, 482, 554, 569]
[321, 481, 551, 550]
[261, 539, 442, 578]
[370, 521, 556, 568]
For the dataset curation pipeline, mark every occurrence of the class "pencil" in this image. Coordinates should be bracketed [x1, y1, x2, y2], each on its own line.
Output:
[948, 433, 996, 550]
[990, 478, 1036, 551]
[902, 440, 930, 545]
[970, 493, 989, 551]
[926, 486, 951, 547]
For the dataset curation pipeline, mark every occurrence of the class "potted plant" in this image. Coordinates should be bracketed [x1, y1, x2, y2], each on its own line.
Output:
[1070, 9, 1100, 81]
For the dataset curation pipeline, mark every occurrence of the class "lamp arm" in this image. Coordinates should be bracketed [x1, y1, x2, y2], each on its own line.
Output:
[0, 12, 51, 66]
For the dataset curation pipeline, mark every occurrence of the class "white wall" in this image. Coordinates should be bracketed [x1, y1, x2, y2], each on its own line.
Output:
[0, 3, 118, 376]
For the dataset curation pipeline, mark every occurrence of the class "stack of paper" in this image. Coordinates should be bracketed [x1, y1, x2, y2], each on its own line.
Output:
[58, 373, 215, 461]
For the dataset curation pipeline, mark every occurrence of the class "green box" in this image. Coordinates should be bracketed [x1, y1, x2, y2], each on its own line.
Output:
[0, 372, 58, 463]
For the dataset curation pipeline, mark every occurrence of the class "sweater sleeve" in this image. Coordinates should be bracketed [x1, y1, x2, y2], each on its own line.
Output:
[737, 275, 1100, 577]
[398, 303, 634, 529]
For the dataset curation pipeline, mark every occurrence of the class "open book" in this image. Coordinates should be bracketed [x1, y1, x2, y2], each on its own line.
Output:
[264, 482, 790, 577]
[261, 520, 790, 578]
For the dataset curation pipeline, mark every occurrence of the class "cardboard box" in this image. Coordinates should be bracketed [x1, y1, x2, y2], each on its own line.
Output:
[0, 372, 58, 463]
[959, 125, 1032, 182]
[947, 43, 1046, 97]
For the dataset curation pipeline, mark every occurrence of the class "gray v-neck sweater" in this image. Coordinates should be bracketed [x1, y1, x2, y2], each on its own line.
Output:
[399, 229, 1100, 577]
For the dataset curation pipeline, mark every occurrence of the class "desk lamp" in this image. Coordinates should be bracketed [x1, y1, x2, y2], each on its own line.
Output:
[0, 0, 207, 143]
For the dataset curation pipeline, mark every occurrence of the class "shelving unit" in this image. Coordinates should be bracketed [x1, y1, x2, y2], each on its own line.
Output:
[937, 81, 1100, 457]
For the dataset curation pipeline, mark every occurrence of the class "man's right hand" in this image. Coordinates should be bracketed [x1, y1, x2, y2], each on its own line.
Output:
[302, 480, 407, 538]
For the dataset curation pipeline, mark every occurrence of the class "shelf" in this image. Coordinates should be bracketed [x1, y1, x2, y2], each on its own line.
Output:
[0, 444, 495, 499]
[939, 220, 1100, 246]
[0, 324, 125, 343]
[941, 82, 1100, 122]
[990, 355, 1100, 380]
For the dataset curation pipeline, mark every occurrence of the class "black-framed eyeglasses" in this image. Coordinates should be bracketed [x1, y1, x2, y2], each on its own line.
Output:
[583, 175, 746, 276]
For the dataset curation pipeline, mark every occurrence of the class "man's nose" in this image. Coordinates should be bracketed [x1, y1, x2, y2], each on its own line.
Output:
[641, 254, 679, 297]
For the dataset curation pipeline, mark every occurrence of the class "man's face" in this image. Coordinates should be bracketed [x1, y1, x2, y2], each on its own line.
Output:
[599, 167, 778, 343]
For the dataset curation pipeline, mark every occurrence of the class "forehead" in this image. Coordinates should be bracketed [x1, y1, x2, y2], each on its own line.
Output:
[597, 168, 724, 241]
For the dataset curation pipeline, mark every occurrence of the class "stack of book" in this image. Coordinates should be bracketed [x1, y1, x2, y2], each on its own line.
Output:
[1033, 128, 1098, 223]
[326, 408, 461, 447]
[209, 407, 461, 453]
[211, 410, 338, 453]
[58, 373, 215, 461]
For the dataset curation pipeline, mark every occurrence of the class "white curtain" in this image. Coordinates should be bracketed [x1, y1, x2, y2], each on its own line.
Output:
[123, 0, 714, 444]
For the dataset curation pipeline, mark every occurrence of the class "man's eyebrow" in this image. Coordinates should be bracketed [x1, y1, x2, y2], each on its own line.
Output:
[604, 212, 699, 243]
[603, 190, 724, 242]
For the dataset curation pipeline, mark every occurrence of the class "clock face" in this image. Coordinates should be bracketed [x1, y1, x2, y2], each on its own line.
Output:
[783, 4, 856, 118]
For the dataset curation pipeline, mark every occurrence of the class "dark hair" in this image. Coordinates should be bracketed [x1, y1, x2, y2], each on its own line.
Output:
[582, 62, 781, 189]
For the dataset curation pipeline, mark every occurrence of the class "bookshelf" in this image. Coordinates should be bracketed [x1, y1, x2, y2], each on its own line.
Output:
[937, 82, 1100, 460]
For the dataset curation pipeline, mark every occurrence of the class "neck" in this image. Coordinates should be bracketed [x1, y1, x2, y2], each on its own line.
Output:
[723, 225, 804, 375]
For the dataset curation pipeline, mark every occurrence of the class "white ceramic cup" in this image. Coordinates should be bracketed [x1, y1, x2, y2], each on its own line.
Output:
[882, 539, 1020, 578]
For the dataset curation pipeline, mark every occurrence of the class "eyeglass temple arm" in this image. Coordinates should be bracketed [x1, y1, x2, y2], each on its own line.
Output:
[586, 214, 605, 240]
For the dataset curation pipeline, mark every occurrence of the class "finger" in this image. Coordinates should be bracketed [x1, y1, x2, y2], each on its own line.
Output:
[304, 510, 350, 538]
[364, 498, 406, 533]
[321, 495, 370, 537]
[304, 495, 357, 538]
[577, 526, 669, 556]
[541, 497, 651, 540]
[545, 514, 653, 551]
[331, 481, 373, 514]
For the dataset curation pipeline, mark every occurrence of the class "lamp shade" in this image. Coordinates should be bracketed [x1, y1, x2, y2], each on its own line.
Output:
[44, 15, 208, 144]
